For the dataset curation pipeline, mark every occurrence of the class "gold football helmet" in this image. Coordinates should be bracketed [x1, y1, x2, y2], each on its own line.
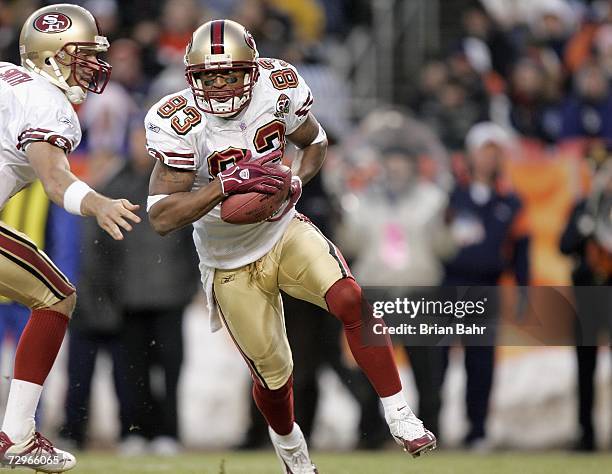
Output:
[19, 4, 111, 104]
[184, 19, 259, 116]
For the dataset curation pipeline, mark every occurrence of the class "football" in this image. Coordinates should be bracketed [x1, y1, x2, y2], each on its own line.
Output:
[220, 164, 292, 224]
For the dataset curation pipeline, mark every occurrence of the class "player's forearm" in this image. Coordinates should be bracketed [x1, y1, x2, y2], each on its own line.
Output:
[295, 140, 327, 185]
[149, 180, 224, 235]
[26, 142, 94, 211]
[41, 165, 85, 208]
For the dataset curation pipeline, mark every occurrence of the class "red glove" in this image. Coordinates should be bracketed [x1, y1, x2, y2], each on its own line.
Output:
[267, 175, 302, 221]
[253, 149, 284, 166]
[218, 162, 285, 196]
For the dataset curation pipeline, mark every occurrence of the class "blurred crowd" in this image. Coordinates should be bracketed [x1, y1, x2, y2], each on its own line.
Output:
[0, 0, 612, 455]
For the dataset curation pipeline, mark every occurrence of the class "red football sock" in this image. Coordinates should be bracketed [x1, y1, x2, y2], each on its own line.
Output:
[14, 309, 69, 385]
[325, 278, 402, 397]
[252, 375, 295, 436]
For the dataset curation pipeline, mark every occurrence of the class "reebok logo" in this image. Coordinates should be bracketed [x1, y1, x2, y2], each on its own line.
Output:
[239, 169, 249, 180]
[221, 274, 235, 284]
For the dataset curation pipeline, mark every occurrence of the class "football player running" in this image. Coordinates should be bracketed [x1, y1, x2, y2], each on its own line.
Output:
[146, 19, 436, 473]
[0, 4, 140, 472]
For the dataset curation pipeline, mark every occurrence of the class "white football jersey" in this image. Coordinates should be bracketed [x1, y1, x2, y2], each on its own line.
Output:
[145, 58, 313, 269]
[0, 62, 81, 208]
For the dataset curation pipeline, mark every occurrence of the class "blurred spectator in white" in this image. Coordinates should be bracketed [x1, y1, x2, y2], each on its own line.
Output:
[560, 61, 612, 140]
[338, 109, 453, 436]
[337, 112, 455, 439]
[338, 145, 454, 288]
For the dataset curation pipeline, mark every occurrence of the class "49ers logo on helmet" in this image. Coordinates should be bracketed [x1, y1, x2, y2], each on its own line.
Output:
[33, 13, 72, 33]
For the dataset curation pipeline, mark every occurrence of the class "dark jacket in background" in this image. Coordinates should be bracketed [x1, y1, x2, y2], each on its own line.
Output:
[74, 162, 199, 334]
[561, 199, 612, 286]
[444, 184, 530, 286]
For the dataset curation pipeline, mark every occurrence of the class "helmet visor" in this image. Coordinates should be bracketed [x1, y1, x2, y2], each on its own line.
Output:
[185, 62, 258, 115]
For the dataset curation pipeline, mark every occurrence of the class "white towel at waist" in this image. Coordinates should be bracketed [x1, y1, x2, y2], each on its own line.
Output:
[199, 264, 222, 332]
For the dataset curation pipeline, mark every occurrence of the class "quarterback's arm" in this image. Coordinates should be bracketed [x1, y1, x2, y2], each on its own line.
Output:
[287, 113, 327, 185]
[26, 142, 141, 240]
[148, 160, 224, 236]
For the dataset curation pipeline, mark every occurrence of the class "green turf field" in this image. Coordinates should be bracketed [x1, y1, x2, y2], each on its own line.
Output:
[11, 451, 612, 474]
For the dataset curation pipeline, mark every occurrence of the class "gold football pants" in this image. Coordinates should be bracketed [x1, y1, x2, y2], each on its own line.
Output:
[0, 221, 74, 309]
[213, 215, 351, 389]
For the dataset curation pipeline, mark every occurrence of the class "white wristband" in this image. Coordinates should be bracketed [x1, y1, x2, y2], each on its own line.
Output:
[311, 124, 327, 145]
[298, 124, 327, 149]
[63, 180, 93, 215]
[147, 194, 169, 212]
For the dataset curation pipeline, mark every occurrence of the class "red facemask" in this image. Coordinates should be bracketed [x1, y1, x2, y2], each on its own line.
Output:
[55, 42, 112, 94]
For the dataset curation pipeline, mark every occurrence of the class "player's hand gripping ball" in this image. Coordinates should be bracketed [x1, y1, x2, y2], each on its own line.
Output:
[220, 150, 292, 224]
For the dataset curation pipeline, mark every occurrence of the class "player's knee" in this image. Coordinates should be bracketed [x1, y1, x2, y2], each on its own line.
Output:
[254, 371, 293, 394]
[272, 371, 293, 391]
[325, 277, 363, 326]
[258, 360, 293, 391]
[47, 292, 76, 319]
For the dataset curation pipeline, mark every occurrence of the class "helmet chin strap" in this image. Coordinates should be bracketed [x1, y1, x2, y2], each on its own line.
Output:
[212, 97, 240, 117]
[25, 57, 87, 104]
[48, 57, 87, 104]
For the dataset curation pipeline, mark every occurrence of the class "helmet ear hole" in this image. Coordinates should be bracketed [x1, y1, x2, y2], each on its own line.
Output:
[44, 58, 51, 66]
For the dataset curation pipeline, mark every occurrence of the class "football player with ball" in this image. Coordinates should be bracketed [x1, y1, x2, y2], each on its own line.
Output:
[145, 19, 436, 473]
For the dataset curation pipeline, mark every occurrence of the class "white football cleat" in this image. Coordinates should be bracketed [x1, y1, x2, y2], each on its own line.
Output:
[0, 429, 76, 472]
[386, 406, 437, 457]
[268, 423, 318, 474]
